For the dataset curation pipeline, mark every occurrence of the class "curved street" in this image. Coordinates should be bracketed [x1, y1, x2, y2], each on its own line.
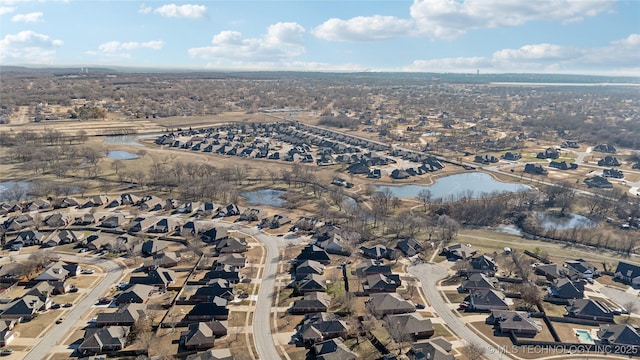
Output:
[409, 262, 505, 360]
[22, 254, 124, 360]
[216, 223, 282, 360]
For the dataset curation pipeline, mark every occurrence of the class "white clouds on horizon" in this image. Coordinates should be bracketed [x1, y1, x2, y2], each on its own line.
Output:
[140, 3, 207, 19]
[404, 34, 640, 75]
[86, 40, 165, 59]
[0, 30, 62, 64]
[189, 22, 305, 63]
[11, 11, 42, 22]
[314, 0, 615, 42]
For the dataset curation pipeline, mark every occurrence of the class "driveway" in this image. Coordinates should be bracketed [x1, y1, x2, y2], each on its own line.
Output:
[409, 262, 507, 360]
[23, 254, 124, 360]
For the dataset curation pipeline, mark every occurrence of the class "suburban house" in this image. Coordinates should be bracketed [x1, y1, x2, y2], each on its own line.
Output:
[33, 261, 74, 282]
[296, 312, 348, 345]
[486, 310, 542, 336]
[313, 338, 357, 360]
[128, 217, 156, 233]
[0, 295, 45, 321]
[397, 238, 423, 257]
[213, 237, 247, 254]
[191, 279, 235, 302]
[184, 349, 233, 360]
[565, 259, 599, 279]
[215, 253, 246, 268]
[128, 268, 176, 290]
[535, 263, 578, 281]
[596, 324, 640, 348]
[315, 233, 351, 255]
[548, 278, 585, 299]
[4, 214, 34, 231]
[143, 252, 179, 269]
[205, 264, 240, 284]
[96, 303, 148, 327]
[355, 259, 392, 277]
[180, 321, 228, 350]
[614, 262, 640, 287]
[187, 301, 229, 321]
[141, 239, 171, 256]
[14, 230, 44, 247]
[459, 273, 497, 292]
[99, 214, 127, 229]
[470, 255, 498, 275]
[45, 229, 81, 247]
[565, 299, 615, 322]
[293, 260, 325, 280]
[441, 243, 477, 260]
[467, 289, 510, 311]
[290, 292, 332, 314]
[43, 212, 69, 227]
[78, 326, 130, 356]
[296, 245, 331, 264]
[114, 284, 154, 305]
[295, 274, 327, 294]
[364, 273, 401, 293]
[408, 337, 455, 360]
[366, 293, 416, 317]
[360, 244, 394, 260]
[0, 319, 16, 346]
[384, 312, 434, 339]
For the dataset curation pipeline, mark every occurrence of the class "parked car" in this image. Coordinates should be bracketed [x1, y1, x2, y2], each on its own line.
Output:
[416, 303, 426, 309]
[69, 287, 79, 293]
[98, 297, 111, 304]
[0, 349, 13, 356]
[51, 303, 61, 309]
[81, 268, 94, 274]
[63, 303, 73, 308]
[56, 317, 64, 324]
[79, 248, 89, 253]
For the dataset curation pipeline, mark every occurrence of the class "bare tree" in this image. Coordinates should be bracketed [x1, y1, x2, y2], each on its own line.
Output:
[460, 343, 486, 360]
[416, 188, 432, 212]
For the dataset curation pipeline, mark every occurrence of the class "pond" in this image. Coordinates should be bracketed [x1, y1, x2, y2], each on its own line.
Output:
[0, 181, 30, 201]
[103, 135, 142, 146]
[242, 189, 285, 207]
[107, 150, 139, 160]
[535, 212, 597, 230]
[374, 172, 530, 201]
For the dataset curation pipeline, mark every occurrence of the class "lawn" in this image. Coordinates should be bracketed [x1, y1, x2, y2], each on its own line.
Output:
[67, 274, 101, 288]
[432, 323, 456, 340]
[16, 309, 63, 338]
[595, 275, 630, 290]
[228, 311, 250, 327]
[551, 322, 598, 342]
[443, 290, 467, 304]
[541, 302, 567, 317]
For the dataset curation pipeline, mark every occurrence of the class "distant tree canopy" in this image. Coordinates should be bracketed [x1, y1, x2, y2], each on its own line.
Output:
[68, 105, 106, 120]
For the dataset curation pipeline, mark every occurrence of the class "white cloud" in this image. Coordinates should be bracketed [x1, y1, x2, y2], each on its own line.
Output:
[153, 4, 207, 19]
[405, 34, 640, 75]
[11, 11, 42, 22]
[189, 22, 305, 62]
[97, 40, 165, 53]
[314, 0, 615, 42]
[313, 15, 414, 42]
[0, 6, 15, 15]
[138, 4, 151, 14]
[0, 30, 62, 64]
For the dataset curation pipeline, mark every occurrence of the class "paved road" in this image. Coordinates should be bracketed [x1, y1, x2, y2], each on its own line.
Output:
[216, 223, 282, 360]
[409, 262, 505, 360]
[23, 254, 124, 360]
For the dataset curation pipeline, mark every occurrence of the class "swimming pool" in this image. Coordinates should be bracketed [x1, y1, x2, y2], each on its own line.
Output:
[575, 329, 594, 344]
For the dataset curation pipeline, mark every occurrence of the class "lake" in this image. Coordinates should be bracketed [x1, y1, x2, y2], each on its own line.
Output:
[107, 150, 139, 160]
[536, 212, 597, 230]
[242, 189, 285, 207]
[374, 172, 530, 200]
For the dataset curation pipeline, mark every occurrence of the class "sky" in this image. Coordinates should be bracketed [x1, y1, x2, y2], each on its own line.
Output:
[0, 0, 639, 75]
